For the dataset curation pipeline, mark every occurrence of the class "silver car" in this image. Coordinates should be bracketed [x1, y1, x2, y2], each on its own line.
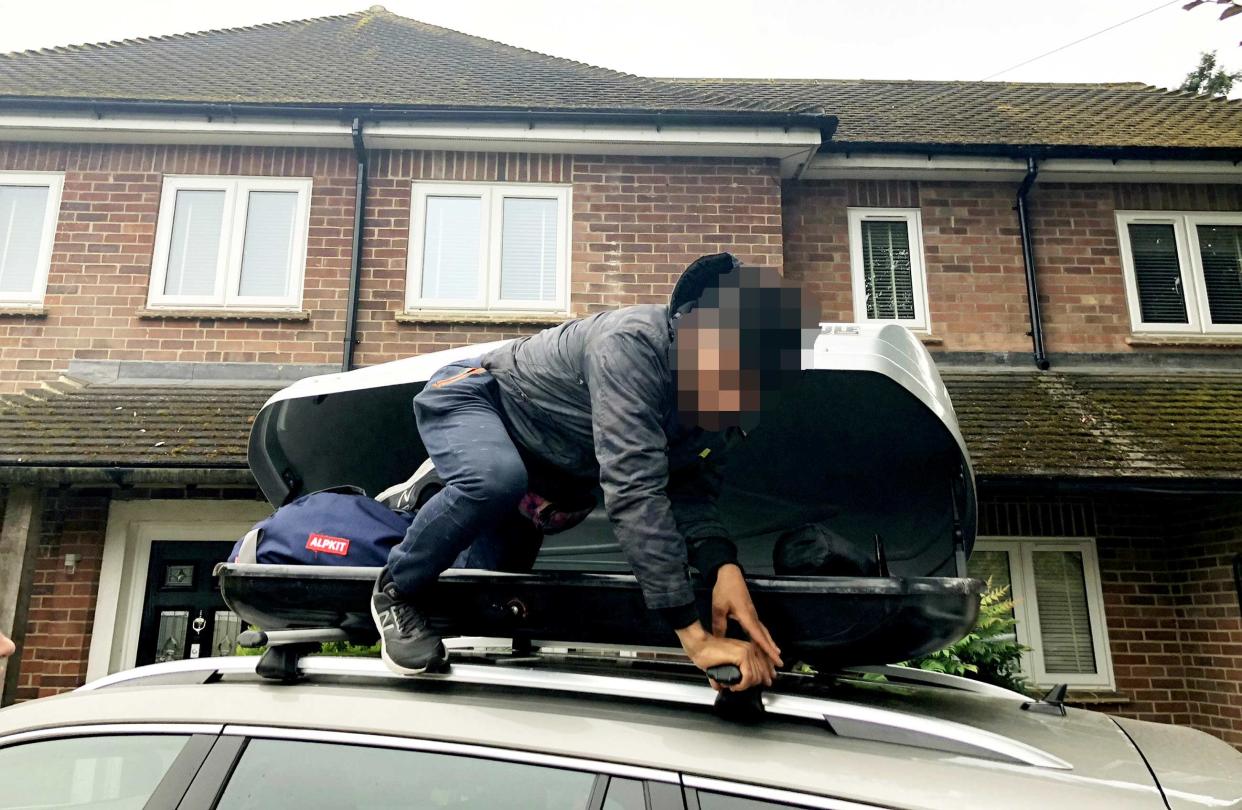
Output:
[1, 644, 1240, 809]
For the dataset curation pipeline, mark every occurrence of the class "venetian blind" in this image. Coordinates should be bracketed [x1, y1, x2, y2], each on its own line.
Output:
[0, 185, 50, 295]
[1032, 550, 1096, 675]
[1197, 224, 1242, 326]
[500, 197, 558, 303]
[238, 191, 298, 298]
[860, 219, 916, 320]
[164, 190, 225, 297]
[1127, 223, 1188, 324]
[420, 196, 482, 301]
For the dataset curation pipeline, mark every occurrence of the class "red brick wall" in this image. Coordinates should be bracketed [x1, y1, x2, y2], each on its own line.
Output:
[0, 143, 782, 391]
[781, 178, 1242, 353]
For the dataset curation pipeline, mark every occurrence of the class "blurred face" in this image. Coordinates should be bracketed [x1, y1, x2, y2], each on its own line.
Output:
[674, 308, 761, 432]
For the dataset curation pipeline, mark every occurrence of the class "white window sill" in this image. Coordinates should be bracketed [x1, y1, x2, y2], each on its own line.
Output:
[1126, 334, 1242, 348]
[137, 307, 310, 322]
[396, 310, 573, 327]
[0, 306, 47, 317]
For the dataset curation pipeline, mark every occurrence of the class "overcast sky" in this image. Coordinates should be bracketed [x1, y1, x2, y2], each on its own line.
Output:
[0, 0, 1239, 94]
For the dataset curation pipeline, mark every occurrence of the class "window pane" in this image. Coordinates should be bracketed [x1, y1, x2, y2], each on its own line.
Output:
[1032, 550, 1097, 675]
[215, 739, 595, 810]
[0, 734, 188, 809]
[1127, 223, 1188, 324]
[0, 185, 51, 295]
[603, 777, 647, 810]
[501, 197, 559, 302]
[238, 191, 297, 298]
[860, 219, 915, 320]
[698, 792, 799, 809]
[212, 609, 243, 657]
[1197, 224, 1242, 326]
[154, 609, 188, 663]
[164, 189, 225, 297]
[421, 196, 482, 301]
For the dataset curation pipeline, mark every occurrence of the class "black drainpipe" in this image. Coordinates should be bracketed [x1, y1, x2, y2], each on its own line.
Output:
[343, 117, 368, 372]
[1016, 156, 1049, 370]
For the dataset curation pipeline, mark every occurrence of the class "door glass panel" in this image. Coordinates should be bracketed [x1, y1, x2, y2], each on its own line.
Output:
[164, 189, 225, 297]
[0, 184, 50, 295]
[1196, 224, 1242, 325]
[1127, 223, 1188, 324]
[501, 197, 559, 302]
[212, 610, 243, 657]
[153, 610, 188, 663]
[238, 191, 297, 298]
[1032, 550, 1096, 674]
[215, 739, 594, 809]
[860, 219, 915, 320]
[421, 196, 482, 301]
[602, 777, 647, 810]
[0, 734, 188, 809]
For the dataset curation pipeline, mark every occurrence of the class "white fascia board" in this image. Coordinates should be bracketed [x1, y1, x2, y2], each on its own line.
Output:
[364, 121, 821, 177]
[803, 151, 1242, 184]
[0, 111, 353, 148]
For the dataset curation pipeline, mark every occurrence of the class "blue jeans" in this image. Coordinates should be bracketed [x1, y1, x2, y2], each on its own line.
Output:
[385, 361, 542, 598]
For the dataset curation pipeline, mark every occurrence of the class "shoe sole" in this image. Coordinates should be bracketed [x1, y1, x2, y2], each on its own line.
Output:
[370, 596, 445, 677]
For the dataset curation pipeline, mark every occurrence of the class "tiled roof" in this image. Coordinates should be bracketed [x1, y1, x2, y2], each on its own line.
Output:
[1, 372, 1240, 482]
[942, 371, 1242, 480]
[1, 7, 1240, 150]
[0, 381, 274, 468]
[660, 79, 1242, 149]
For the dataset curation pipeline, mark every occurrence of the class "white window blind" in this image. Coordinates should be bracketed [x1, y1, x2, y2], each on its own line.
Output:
[1031, 550, 1097, 675]
[1118, 212, 1242, 335]
[408, 182, 569, 314]
[0, 175, 62, 305]
[500, 197, 558, 302]
[861, 219, 916, 320]
[421, 196, 483, 302]
[1197, 224, 1242, 326]
[164, 190, 226, 297]
[149, 176, 310, 310]
[969, 538, 1112, 687]
[238, 191, 298, 298]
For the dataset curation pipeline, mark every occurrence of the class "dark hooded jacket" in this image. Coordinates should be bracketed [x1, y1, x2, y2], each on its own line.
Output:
[480, 301, 740, 626]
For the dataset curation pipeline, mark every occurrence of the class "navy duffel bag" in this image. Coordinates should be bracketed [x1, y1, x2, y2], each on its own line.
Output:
[229, 489, 414, 567]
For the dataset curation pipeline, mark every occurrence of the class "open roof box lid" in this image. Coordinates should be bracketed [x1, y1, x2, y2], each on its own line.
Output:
[225, 323, 981, 669]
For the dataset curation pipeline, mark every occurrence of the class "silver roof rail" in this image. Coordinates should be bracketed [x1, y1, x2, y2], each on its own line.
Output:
[80, 655, 1070, 771]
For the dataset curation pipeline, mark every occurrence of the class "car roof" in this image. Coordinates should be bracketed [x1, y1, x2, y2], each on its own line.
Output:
[0, 655, 1167, 810]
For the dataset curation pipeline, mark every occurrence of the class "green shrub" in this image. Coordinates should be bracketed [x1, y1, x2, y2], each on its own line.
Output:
[901, 581, 1028, 694]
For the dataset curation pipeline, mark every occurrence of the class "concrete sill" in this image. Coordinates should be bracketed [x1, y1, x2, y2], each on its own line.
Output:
[917, 334, 944, 346]
[0, 307, 47, 318]
[1126, 335, 1242, 348]
[137, 308, 311, 322]
[396, 311, 572, 327]
[1062, 690, 1131, 706]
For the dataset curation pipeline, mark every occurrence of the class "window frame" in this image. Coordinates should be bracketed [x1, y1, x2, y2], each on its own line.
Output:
[1116, 210, 1242, 336]
[147, 175, 312, 311]
[973, 536, 1114, 689]
[846, 207, 930, 331]
[406, 181, 572, 315]
[0, 171, 64, 307]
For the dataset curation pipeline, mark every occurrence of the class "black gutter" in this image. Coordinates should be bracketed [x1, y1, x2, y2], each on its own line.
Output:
[343, 117, 367, 372]
[818, 140, 1242, 162]
[1016, 157, 1048, 371]
[0, 97, 838, 138]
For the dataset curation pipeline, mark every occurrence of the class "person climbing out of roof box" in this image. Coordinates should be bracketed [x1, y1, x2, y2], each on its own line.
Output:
[371, 253, 818, 691]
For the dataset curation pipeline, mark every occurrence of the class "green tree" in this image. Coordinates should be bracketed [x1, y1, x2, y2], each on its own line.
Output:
[1180, 50, 1242, 96]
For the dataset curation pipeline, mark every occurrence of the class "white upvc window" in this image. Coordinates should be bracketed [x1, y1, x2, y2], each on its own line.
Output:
[970, 538, 1114, 689]
[0, 172, 64, 306]
[847, 207, 930, 331]
[407, 182, 571, 314]
[1116, 211, 1242, 335]
[148, 176, 312, 310]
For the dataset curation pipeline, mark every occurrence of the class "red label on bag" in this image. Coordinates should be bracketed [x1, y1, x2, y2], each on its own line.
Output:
[306, 533, 350, 556]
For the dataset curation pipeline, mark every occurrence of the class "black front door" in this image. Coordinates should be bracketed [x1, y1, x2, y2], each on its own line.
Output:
[135, 541, 240, 666]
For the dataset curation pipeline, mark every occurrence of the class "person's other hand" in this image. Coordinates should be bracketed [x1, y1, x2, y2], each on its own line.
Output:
[676, 622, 775, 691]
[711, 564, 783, 668]
[0, 632, 15, 659]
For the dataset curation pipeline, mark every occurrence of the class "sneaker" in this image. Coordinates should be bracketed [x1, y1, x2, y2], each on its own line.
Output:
[376, 458, 443, 512]
[370, 572, 446, 675]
